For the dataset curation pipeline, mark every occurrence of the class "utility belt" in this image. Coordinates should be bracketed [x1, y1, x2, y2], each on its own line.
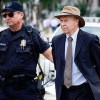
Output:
[0, 74, 37, 89]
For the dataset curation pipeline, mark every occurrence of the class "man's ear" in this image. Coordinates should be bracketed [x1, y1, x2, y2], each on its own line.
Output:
[20, 12, 24, 19]
[75, 18, 79, 26]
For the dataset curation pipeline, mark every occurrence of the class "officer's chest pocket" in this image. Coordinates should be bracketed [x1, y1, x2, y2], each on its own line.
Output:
[16, 46, 33, 55]
[0, 46, 7, 63]
[0, 46, 7, 51]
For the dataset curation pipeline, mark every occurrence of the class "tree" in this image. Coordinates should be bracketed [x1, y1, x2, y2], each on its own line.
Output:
[74, 0, 93, 16]
[74, 0, 88, 16]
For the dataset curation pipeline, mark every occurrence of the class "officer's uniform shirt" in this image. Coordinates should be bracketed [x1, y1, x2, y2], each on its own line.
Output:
[0, 25, 50, 76]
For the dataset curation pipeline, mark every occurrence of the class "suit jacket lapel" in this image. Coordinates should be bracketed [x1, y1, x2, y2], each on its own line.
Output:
[58, 34, 66, 76]
[75, 29, 85, 58]
[60, 34, 66, 64]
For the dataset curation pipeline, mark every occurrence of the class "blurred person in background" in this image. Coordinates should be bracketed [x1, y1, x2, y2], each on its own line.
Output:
[50, 18, 59, 32]
[0, 1, 53, 100]
[43, 17, 51, 34]
[52, 6, 100, 100]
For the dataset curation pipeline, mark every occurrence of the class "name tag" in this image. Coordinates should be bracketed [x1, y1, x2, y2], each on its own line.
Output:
[0, 43, 6, 46]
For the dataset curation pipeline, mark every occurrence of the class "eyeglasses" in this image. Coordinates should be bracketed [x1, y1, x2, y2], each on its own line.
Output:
[2, 12, 14, 18]
[2, 11, 21, 18]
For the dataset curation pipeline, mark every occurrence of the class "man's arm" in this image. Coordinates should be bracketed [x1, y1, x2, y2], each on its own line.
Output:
[42, 47, 53, 63]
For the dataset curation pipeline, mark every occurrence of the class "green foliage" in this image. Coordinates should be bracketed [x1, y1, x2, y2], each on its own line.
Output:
[74, 0, 88, 16]
[92, 9, 100, 17]
[40, 0, 54, 9]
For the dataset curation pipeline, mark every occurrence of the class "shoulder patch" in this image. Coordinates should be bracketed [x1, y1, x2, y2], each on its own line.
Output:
[39, 32, 48, 42]
[1, 28, 9, 35]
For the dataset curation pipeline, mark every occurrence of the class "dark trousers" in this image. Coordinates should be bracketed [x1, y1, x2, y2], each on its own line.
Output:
[0, 80, 39, 100]
[60, 83, 95, 100]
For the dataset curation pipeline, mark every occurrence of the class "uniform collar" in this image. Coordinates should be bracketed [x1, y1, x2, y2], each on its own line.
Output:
[9, 25, 26, 41]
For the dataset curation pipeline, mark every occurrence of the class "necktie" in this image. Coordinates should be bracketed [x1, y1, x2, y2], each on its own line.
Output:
[64, 36, 73, 88]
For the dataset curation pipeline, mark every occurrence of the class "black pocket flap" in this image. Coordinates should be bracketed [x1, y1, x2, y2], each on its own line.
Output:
[16, 47, 30, 53]
[0, 46, 7, 51]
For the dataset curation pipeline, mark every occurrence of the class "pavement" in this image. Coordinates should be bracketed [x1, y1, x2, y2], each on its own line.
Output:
[44, 81, 56, 100]
[44, 93, 56, 100]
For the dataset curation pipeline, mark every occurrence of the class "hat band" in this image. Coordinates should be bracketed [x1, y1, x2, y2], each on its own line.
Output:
[61, 12, 73, 15]
[61, 12, 80, 16]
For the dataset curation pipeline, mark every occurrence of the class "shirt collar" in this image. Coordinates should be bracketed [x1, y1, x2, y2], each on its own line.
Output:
[66, 28, 79, 41]
[10, 25, 26, 41]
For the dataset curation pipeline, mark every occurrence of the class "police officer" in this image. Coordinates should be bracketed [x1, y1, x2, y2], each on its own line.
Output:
[0, 1, 53, 100]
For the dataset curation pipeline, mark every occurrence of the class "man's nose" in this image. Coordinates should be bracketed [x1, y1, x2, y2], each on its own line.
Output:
[5, 15, 10, 19]
[61, 22, 66, 26]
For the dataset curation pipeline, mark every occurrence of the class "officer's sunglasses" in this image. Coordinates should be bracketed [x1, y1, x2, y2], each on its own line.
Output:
[2, 12, 14, 18]
[2, 11, 20, 18]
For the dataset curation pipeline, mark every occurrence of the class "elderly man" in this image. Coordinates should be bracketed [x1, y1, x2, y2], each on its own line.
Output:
[52, 6, 100, 100]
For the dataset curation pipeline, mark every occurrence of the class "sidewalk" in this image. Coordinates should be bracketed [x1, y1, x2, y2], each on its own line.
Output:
[44, 93, 56, 100]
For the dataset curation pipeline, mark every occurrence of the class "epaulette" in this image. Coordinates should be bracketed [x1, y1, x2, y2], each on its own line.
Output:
[25, 25, 40, 35]
[0, 28, 9, 36]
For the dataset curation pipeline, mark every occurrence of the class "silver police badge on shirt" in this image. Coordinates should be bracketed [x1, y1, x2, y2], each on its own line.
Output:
[20, 39, 26, 50]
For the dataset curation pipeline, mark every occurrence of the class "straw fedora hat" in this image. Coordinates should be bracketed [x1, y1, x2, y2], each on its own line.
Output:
[55, 6, 85, 27]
